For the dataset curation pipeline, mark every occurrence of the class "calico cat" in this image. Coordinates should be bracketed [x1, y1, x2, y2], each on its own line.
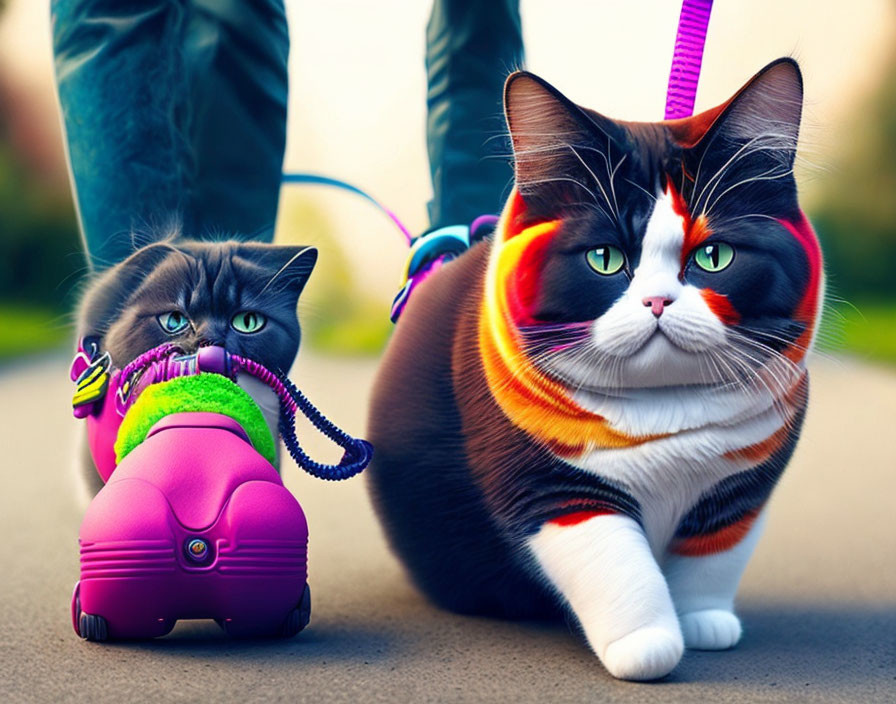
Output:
[75, 236, 317, 496]
[367, 58, 822, 681]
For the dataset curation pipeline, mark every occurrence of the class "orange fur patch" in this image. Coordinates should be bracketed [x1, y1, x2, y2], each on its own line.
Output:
[479, 190, 660, 455]
[671, 509, 760, 557]
[700, 289, 740, 325]
[548, 509, 613, 527]
[724, 424, 790, 464]
[667, 180, 712, 267]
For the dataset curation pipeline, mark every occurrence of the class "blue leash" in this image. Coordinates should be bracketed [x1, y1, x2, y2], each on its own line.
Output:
[282, 172, 413, 245]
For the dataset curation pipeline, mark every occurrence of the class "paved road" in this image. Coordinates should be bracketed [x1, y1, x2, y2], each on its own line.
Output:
[1, 353, 894, 703]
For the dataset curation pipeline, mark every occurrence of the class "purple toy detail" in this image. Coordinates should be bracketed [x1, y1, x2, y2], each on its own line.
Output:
[71, 341, 372, 482]
[73, 412, 310, 639]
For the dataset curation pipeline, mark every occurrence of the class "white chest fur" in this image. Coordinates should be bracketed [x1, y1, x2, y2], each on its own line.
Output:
[562, 382, 795, 556]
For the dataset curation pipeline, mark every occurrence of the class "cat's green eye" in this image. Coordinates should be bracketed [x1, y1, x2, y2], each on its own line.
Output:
[158, 311, 190, 334]
[693, 243, 735, 273]
[232, 311, 266, 334]
[586, 245, 626, 276]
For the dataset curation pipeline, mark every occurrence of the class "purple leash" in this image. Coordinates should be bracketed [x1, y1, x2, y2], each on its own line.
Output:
[665, 0, 715, 120]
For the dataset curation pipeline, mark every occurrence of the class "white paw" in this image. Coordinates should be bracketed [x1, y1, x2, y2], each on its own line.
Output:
[680, 609, 742, 650]
[601, 626, 684, 681]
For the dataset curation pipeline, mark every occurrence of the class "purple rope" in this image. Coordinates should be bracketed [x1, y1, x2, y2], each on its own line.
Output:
[665, 0, 714, 120]
[231, 354, 372, 481]
[119, 343, 180, 386]
[231, 355, 297, 414]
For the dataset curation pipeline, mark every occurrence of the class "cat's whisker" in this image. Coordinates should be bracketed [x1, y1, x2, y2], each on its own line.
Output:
[704, 349, 747, 391]
[721, 213, 780, 225]
[703, 166, 794, 218]
[710, 347, 778, 408]
[717, 332, 807, 420]
[622, 178, 658, 203]
[608, 152, 628, 217]
[724, 347, 787, 403]
[566, 144, 619, 223]
[696, 347, 726, 387]
[520, 175, 616, 223]
[566, 145, 619, 225]
[733, 325, 840, 365]
[693, 131, 796, 214]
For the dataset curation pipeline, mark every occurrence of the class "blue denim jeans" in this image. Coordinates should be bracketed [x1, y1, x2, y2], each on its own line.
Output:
[52, 0, 522, 269]
[425, 0, 523, 230]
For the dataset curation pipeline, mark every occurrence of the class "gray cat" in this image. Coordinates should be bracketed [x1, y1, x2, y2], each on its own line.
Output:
[74, 236, 317, 498]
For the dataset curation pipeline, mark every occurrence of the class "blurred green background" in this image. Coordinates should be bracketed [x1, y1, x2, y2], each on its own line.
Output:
[0, 0, 893, 364]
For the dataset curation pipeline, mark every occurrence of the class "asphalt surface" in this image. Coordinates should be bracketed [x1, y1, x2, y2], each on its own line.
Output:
[1, 352, 894, 703]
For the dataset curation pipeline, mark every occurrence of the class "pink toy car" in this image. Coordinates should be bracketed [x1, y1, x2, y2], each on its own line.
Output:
[72, 411, 310, 639]
[69, 341, 371, 640]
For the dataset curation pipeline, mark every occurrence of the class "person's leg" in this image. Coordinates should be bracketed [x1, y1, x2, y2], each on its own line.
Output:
[425, 0, 524, 230]
[182, 0, 289, 240]
[52, 0, 289, 270]
[52, 0, 191, 268]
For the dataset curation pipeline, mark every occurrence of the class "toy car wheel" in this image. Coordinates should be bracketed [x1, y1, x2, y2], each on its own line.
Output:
[78, 612, 109, 642]
[281, 583, 311, 638]
[71, 583, 81, 637]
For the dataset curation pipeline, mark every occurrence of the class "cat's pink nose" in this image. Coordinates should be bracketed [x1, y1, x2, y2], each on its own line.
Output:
[642, 296, 673, 318]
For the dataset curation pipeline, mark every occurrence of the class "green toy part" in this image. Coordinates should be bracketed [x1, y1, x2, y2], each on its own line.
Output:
[114, 374, 277, 464]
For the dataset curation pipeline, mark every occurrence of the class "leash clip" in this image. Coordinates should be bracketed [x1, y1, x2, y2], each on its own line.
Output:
[390, 216, 498, 322]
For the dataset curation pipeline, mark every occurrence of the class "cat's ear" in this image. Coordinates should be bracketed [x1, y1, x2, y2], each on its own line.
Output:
[78, 242, 177, 339]
[504, 71, 628, 217]
[118, 242, 179, 280]
[239, 244, 318, 298]
[678, 58, 804, 215]
[670, 58, 803, 151]
[694, 58, 803, 162]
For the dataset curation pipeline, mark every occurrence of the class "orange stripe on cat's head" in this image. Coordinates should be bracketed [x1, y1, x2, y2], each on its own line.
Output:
[479, 190, 658, 455]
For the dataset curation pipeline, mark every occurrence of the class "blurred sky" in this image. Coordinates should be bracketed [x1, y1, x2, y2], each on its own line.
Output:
[1, 0, 894, 298]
